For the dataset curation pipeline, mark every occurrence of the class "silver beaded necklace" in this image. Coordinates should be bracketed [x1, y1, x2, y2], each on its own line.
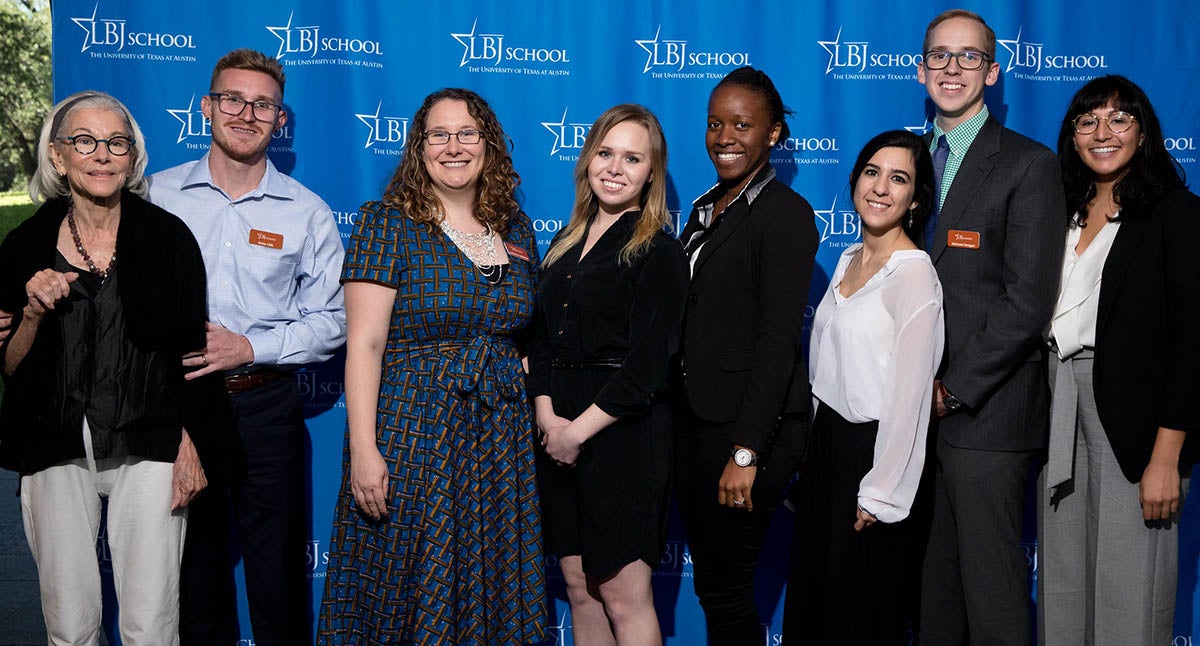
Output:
[439, 216, 499, 267]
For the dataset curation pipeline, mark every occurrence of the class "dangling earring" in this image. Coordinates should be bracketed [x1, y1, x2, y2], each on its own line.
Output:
[907, 207, 916, 228]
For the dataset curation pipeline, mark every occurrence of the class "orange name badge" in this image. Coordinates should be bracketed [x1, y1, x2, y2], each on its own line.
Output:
[947, 229, 981, 250]
[248, 228, 284, 250]
[504, 241, 530, 262]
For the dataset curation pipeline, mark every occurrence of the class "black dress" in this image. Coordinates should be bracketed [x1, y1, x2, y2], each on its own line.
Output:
[527, 210, 689, 576]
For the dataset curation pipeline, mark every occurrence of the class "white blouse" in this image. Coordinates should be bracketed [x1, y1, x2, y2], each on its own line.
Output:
[1049, 216, 1121, 359]
[809, 244, 945, 523]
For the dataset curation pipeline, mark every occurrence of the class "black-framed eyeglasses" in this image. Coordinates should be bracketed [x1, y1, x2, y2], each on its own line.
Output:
[424, 129, 482, 145]
[208, 93, 282, 120]
[923, 50, 993, 70]
[55, 134, 135, 156]
[1073, 111, 1138, 135]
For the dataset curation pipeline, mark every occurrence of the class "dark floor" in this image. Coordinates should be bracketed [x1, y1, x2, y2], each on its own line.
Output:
[0, 469, 46, 646]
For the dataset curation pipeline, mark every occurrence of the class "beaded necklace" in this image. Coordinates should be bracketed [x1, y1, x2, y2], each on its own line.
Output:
[66, 203, 117, 282]
[438, 217, 499, 267]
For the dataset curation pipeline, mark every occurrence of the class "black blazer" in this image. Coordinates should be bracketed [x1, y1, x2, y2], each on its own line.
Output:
[1091, 187, 1200, 482]
[928, 116, 1068, 452]
[678, 168, 818, 453]
[0, 192, 238, 479]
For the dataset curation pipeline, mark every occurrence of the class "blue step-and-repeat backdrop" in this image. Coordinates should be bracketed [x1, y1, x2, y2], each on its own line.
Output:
[50, 1, 1200, 644]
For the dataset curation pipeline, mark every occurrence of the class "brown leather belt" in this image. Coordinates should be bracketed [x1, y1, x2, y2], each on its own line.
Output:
[224, 368, 292, 395]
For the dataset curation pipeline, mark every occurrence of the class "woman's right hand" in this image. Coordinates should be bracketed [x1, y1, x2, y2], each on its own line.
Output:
[350, 446, 389, 521]
[25, 269, 78, 318]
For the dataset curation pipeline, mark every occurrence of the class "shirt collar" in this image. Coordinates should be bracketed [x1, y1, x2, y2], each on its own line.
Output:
[693, 164, 776, 209]
[180, 152, 294, 203]
[931, 105, 989, 156]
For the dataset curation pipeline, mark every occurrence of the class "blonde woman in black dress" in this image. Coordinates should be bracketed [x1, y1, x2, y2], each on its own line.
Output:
[529, 104, 688, 646]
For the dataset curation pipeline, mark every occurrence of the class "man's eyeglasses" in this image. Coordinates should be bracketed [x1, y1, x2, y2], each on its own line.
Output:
[209, 93, 283, 120]
[424, 129, 482, 146]
[923, 50, 992, 71]
[1073, 111, 1138, 135]
[55, 134, 134, 156]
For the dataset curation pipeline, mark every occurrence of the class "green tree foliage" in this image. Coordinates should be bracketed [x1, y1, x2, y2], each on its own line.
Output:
[0, 0, 51, 191]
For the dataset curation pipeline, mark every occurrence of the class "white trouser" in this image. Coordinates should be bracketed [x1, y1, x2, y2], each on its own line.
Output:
[20, 419, 186, 646]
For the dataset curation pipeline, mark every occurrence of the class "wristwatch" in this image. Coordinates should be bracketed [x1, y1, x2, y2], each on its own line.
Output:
[939, 383, 965, 413]
[731, 447, 758, 467]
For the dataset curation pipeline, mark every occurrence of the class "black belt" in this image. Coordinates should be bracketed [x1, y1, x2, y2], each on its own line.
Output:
[550, 358, 623, 370]
[224, 367, 292, 394]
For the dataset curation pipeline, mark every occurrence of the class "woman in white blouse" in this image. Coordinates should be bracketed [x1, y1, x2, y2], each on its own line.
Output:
[1038, 75, 1200, 645]
[783, 130, 943, 643]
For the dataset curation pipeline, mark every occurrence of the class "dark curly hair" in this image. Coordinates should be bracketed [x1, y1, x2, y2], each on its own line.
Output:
[382, 88, 521, 234]
[1057, 75, 1185, 227]
[712, 67, 793, 141]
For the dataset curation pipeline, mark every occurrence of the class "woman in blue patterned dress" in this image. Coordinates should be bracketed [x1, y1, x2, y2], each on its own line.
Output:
[317, 88, 547, 645]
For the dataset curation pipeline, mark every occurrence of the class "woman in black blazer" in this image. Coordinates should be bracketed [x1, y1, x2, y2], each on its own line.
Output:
[674, 66, 818, 644]
[1039, 75, 1200, 645]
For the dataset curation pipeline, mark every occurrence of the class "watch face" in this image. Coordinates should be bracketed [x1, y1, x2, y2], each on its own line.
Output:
[733, 449, 753, 467]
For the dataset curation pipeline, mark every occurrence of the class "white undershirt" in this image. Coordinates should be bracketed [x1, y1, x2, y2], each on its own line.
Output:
[1050, 215, 1121, 359]
[809, 244, 945, 523]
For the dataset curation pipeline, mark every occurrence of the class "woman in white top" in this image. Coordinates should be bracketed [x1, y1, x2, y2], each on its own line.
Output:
[1038, 75, 1200, 645]
[783, 130, 944, 644]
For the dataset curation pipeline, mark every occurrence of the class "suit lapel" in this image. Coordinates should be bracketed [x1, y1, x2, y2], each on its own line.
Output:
[1096, 216, 1147, 339]
[692, 201, 752, 277]
[931, 117, 1001, 264]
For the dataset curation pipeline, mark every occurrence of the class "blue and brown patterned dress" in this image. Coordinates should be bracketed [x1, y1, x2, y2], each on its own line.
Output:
[318, 202, 547, 646]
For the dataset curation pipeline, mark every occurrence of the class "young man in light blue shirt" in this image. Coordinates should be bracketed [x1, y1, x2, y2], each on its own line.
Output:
[149, 48, 346, 646]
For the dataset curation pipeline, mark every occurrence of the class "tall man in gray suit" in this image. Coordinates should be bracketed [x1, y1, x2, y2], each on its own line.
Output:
[915, 10, 1066, 644]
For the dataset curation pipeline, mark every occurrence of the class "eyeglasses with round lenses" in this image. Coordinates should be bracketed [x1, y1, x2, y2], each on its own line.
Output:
[209, 93, 282, 120]
[424, 129, 482, 146]
[55, 134, 135, 156]
[1073, 111, 1137, 135]
[923, 50, 992, 70]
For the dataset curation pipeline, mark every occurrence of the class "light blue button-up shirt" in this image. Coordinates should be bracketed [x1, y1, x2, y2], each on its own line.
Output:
[148, 154, 346, 367]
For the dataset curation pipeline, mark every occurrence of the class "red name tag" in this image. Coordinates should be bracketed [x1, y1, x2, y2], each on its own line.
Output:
[504, 241, 530, 262]
[947, 229, 981, 249]
[249, 229, 284, 250]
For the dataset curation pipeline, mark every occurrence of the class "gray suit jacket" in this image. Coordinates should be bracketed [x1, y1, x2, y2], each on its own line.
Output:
[929, 116, 1067, 452]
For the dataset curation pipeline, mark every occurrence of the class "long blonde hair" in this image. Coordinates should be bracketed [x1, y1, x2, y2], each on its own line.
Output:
[543, 104, 669, 267]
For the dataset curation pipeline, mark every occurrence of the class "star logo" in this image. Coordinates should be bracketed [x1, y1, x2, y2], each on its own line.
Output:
[905, 117, 931, 135]
[265, 12, 320, 60]
[634, 25, 687, 73]
[356, 102, 383, 149]
[540, 108, 590, 156]
[547, 611, 571, 646]
[70, 4, 100, 53]
[634, 25, 663, 74]
[450, 19, 505, 67]
[166, 94, 204, 144]
[355, 102, 407, 149]
[813, 196, 859, 244]
[541, 108, 570, 156]
[264, 12, 295, 59]
[996, 27, 1041, 74]
[71, 4, 124, 53]
[817, 27, 869, 74]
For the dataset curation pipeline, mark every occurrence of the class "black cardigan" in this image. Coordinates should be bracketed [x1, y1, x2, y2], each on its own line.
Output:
[0, 191, 237, 479]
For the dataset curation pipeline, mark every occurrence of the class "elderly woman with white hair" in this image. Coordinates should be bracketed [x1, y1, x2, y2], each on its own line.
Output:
[0, 90, 232, 645]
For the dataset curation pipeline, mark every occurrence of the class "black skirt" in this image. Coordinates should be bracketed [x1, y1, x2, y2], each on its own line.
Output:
[783, 402, 924, 645]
